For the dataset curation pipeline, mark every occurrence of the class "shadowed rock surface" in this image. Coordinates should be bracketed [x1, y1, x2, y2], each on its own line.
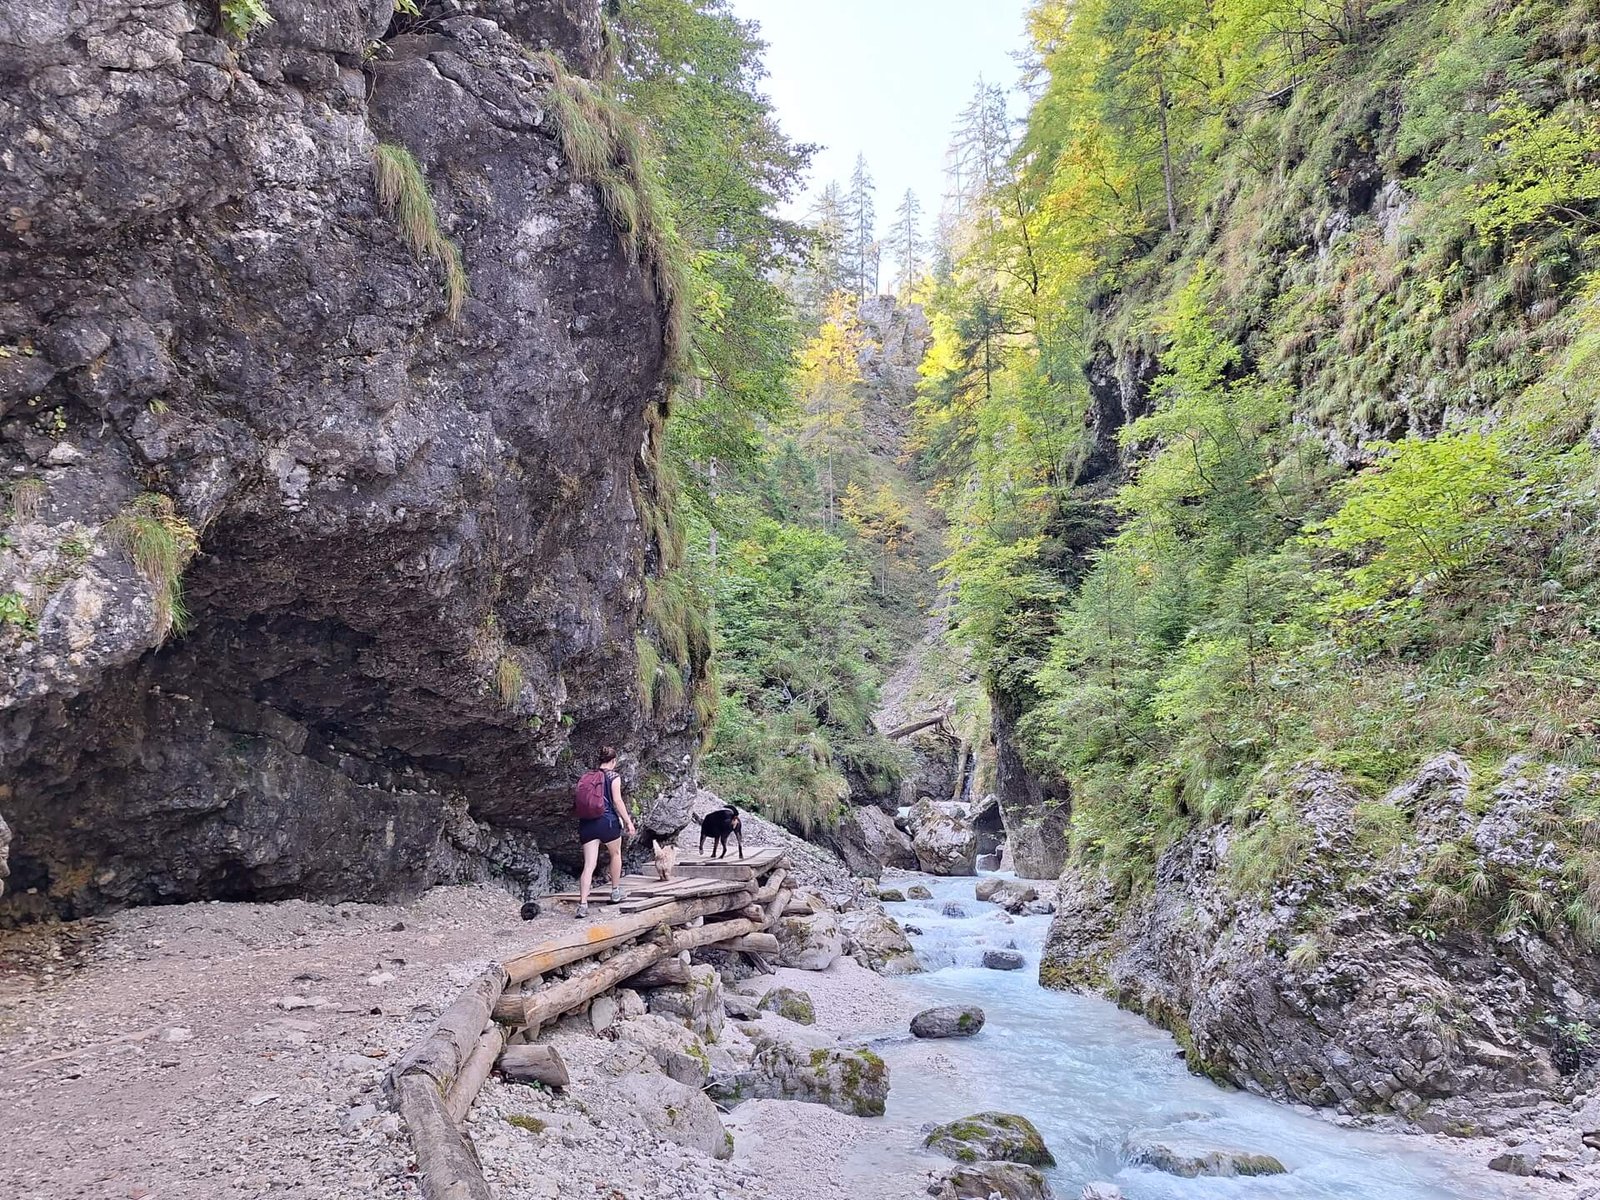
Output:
[0, 0, 701, 919]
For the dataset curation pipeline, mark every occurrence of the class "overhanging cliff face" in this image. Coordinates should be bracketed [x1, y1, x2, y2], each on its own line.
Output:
[0, 0, 698, 918]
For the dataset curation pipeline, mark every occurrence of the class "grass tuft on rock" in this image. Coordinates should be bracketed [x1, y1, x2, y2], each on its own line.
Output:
[372, 142, 468, 321]
[533, 51, 690, 373]
[107, 493, 199, 638]
[495, 655, 524, 709]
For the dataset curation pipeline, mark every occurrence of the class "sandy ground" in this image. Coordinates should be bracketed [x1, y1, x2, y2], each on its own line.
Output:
[0, 885, 641, 1200]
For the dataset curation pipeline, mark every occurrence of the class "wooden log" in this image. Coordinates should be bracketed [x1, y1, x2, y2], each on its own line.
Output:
[520, 937, 671, 1029]
[623, 952, 692, 989]
[763, 886, 793, 929]
[671, 916, 764, 953]
[718, 932, 780, 956]
[497, 1043, 571, 1088]
[502, 892, 751, 984]
[396, 1073, 495, 1200]
[782, 897, 814, 916]
[491, 980, 541, 1026]
[444, 1022, 507, 1125]
[753, 868, 788, 905]
[883, 714, 950, 741]
[388, 965, 508, 1097]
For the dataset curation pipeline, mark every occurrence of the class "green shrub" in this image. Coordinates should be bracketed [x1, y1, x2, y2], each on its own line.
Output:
[372, 143, 469, 320]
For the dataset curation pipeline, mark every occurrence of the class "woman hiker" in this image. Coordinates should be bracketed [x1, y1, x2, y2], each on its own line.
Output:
[573, 745, 635, 918]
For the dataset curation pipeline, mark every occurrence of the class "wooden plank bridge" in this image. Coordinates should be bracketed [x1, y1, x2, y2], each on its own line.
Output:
[386, 848, 795, 1200]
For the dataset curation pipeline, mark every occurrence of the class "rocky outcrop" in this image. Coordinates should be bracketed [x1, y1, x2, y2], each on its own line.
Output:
[909, 800, 977, 875]
[1040, 756, 1600, 1130]
[646, 965, 724, 1043]
[823, 802, 917, 878]
[0, 0, 702, 919]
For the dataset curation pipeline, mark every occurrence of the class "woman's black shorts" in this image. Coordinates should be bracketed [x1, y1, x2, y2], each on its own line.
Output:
[578, 812, 623, 846]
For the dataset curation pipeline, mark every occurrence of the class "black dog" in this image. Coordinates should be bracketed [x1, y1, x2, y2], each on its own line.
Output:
[698, 806, 743, 859]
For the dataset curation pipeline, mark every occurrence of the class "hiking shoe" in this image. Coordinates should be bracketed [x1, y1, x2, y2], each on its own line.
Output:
[609, 885, 626, 904]
[574, 903, 589, 919]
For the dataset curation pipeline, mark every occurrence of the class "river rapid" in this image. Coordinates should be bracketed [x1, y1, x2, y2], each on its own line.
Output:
[850, 871, 1514, 1200]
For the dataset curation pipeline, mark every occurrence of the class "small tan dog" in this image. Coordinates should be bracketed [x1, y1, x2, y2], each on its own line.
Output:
[643, 830, 676, 882]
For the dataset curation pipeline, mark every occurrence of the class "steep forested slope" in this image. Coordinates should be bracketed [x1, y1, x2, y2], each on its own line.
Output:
[917, 0, 1600, 1121]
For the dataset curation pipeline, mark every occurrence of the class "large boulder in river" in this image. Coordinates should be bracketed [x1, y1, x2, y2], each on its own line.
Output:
[912, 801, 978, 875]
[933, 1162, 1055, 1200]
[982, 949, 1026, 971]
[840, 907, 921, 975]
[773, 910, 844, 971]
[911, 1005, 985, 1038]
[1123, 1133, 1285, 1178]
[925, 1112, 1055, 1167]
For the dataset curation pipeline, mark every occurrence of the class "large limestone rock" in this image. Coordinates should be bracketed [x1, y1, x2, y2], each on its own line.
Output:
[1123, 1133, 1285, 1178]
[910, 1005, 985, 1039]
[925, 1112, 1055, 1167]
[612, 1065, 732, 1160]
[839, 907, 921, 975]
[723, 1037, 889, 1117]
[756, 986, 816, 1025]
[910, 801, 978, 876]
[1039, 757, 1600, 1126]
[933, 1163, 1055, 1200]
[773, 910, 844, 971]
[0, 0, 700, 919]
[614, 1014, 712, 1089]
[824, 803, 918, 876]
[645, 965, 725, 1043]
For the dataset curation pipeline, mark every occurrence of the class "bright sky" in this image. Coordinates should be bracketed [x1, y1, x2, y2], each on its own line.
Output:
[726, 0, 1033, 232]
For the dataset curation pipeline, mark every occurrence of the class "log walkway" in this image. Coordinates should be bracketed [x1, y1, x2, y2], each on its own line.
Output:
[386, 850, 794, 1200]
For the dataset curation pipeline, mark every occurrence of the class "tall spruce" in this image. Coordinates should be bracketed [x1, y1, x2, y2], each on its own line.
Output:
[844, 154, 878, 297]
[888, 189, 925, 293]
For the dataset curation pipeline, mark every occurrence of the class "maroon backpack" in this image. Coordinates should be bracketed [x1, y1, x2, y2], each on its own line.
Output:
[573, 769, 610, 819]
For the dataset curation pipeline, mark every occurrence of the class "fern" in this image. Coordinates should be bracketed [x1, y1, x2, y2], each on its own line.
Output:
[220, 0, 273, 40]
[372, 143, 469, 320]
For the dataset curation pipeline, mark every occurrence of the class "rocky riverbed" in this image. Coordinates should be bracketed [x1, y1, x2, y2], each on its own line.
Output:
[4, 862, 1596, 1200]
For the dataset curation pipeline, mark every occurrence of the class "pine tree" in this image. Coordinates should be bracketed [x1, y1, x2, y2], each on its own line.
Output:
[947, 79, 1011, 220]
[801, 182, 847, 324]
[888, 189, 925, 293]
[843, 154, 877, 298]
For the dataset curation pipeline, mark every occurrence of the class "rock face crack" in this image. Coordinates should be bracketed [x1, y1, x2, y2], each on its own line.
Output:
[0, 0, 697, 920]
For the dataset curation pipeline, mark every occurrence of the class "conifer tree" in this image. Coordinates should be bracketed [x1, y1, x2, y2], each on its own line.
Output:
[844, 154, 877, 298]
[888, 189, 925, 293]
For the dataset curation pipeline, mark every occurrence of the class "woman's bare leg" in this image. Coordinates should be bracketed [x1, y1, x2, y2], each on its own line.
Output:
[605, 837, 623, 888]
[578, 839, 600, 907]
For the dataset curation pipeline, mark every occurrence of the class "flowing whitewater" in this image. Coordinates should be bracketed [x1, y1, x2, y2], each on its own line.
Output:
[855, 872, 1515, 1200]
